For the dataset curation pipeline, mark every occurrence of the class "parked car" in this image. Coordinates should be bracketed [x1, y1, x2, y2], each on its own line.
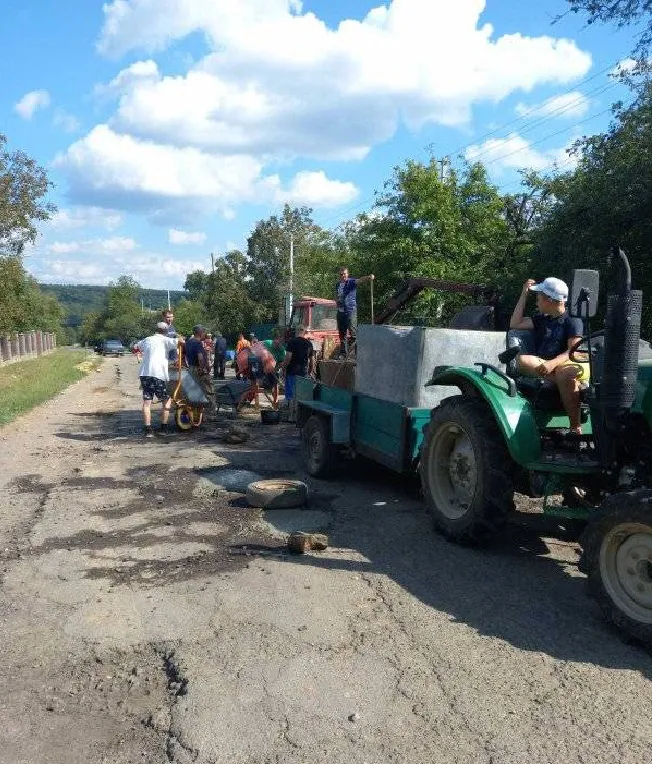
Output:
[98, 339, 127, 357]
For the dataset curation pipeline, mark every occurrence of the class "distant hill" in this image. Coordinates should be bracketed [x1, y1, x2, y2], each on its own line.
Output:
[40, 283, 188, 327]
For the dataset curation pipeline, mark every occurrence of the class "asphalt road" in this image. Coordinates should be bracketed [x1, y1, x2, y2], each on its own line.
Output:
[0, 355, 650, 764]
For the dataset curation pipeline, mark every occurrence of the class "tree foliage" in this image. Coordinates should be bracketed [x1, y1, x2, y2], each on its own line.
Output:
[0, 134, 64, 338]
[345, 160, 542, 324]
[566, 1, 652, 60]
[0, 256, 63, 335]
[80, 276, 157, 344]
[0, 133, 56, 257]
[531, 82, 652, 334]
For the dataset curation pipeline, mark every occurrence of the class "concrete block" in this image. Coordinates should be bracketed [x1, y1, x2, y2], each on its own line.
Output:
[355, 324, 506, 408]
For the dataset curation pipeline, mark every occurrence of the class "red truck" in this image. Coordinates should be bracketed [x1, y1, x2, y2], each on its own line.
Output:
[286, 296, 340, 359]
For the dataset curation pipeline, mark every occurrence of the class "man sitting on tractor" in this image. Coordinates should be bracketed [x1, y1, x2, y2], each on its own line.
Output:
[509, 277, 587, 435]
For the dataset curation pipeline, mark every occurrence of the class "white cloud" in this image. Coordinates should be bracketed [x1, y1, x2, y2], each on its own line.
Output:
[168, 228, 207, 245]
[46, 236, 137, 256]
[56, 0, 592, 219]
[50, 206, 124, 232]
[53, 110, 81, 133]
[14, 90, 51, 120]
[95, 59, 160, 98]
[95, 0, 592, 161]
[515, 91, 589, 120]
[54, 125, 358, 218]
[272, 171, 358, 207]
[465, 132, 577, 173]
[33, 251, 206, 289]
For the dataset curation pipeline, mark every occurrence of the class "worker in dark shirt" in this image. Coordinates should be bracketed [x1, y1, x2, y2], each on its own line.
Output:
[213, 331, 227, 379]
[281, 326, 315, 422]
[185, 325, 215, 412]
[510, 277, 586, 434]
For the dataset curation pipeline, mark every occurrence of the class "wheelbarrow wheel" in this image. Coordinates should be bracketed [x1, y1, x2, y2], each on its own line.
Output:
[175, 406, 194, 431]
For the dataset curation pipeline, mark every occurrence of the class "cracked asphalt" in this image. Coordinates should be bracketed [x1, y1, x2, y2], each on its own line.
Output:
[0, 354, 651, 764]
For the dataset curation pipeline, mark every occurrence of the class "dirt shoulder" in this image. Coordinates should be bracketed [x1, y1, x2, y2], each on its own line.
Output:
[0, 356, 650, 764]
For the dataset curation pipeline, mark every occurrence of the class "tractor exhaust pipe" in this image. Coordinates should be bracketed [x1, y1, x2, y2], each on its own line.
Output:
[600, 247, 641, 417]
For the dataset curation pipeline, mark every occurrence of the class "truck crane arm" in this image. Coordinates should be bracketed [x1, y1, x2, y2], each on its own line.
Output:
[373, 278, 499, 325]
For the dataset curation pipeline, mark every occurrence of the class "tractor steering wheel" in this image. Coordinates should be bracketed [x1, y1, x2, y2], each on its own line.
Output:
[569, 330, 604, 363]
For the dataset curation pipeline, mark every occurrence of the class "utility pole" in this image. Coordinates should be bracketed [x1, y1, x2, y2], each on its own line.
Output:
[211, 253, 215, 273]
[437, 157, 448, 182]
[167, 290, 171, 310]
[289, 233, 294, 319]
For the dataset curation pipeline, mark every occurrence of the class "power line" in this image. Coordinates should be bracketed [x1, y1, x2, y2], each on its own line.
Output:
[479, 105, 613, 169]
[440, 58, 622, 161]
[318, 55, 629, 229]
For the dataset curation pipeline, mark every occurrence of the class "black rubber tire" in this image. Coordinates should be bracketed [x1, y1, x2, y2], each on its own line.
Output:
[246, 479, 309, 509]
[419, 395, 515, 544]
[579, 490, 652, 648]
[301, 415, 337, 478]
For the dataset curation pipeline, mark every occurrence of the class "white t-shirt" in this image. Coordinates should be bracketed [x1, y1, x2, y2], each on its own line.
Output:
[134, 334, 178, 381]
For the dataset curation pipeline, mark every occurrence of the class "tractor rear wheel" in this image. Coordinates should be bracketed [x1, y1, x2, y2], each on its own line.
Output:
[580, 490, 652, 647]
[419, 396, 515, 544]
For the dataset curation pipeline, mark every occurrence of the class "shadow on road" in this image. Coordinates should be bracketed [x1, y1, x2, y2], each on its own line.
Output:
[271, 460, 652, 676]
[28, 404, 652, 675]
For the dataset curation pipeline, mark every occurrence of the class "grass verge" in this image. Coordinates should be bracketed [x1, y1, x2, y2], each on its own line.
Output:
[0, 349, 101, 427]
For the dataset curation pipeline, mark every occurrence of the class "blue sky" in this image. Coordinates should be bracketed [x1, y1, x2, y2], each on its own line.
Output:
[1, 0, 639, 289]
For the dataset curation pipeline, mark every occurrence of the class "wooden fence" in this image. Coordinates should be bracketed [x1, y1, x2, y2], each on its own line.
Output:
[0, 331, 57, 365]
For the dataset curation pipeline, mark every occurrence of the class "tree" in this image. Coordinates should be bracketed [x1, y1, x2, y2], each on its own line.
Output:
[246, 204, 342, 318]
[173, 298, 209, 336]
[0, 134, 64, 338]
[0, 133, 56, 257]
[184, 270, 210, 302]
[346, 159, 533, 324]
[532, 82, 652, 335]
[80, 276, 148, 344]
[205, 250, 260, 332]
[565, 1, 652, 61]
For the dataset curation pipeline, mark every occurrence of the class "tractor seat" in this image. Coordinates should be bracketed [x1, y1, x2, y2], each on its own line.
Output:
[504, 329, 590, 412]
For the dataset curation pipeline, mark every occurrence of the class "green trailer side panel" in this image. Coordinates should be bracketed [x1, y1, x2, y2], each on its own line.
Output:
[407, 409, 432, 461]
[355, 395, 405, 470]
[357, 395, 404, 437]
[320, 384, 353, 412]
[295, 376, 317, 402]
[427, 366, 542, 465]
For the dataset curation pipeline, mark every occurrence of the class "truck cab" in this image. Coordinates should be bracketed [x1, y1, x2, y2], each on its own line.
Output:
[287, 297, 340, 358]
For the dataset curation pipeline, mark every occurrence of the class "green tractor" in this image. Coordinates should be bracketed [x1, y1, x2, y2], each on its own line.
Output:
[422, 248, 652, 646]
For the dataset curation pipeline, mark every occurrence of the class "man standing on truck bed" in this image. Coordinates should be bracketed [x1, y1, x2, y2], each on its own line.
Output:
[336, 267, 374, 357]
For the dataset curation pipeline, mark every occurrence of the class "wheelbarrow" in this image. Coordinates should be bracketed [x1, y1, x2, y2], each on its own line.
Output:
[170, 343, 210, 431]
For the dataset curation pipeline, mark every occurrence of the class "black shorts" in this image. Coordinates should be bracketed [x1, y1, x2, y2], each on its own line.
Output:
[140, 376, 170, 402]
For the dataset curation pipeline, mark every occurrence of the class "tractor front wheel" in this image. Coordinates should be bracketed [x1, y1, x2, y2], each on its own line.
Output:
[580, 490, 652, 647]
[419, 396, 515, 544]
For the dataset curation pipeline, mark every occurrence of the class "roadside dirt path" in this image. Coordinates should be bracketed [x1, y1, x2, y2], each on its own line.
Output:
[0, 355, 650, 764]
